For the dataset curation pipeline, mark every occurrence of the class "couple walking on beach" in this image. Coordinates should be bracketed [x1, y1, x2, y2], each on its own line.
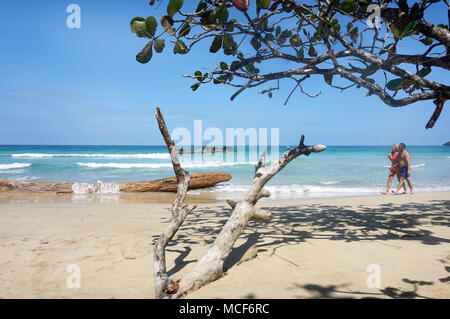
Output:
[381, 143, 414, 195]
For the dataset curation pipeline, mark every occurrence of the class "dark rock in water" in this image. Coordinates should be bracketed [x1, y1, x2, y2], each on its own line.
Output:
[119, 172, 231, 193]
[444, 141, 450, 146]
[177, 146, 236, 154]
[0, 172, 232, 194]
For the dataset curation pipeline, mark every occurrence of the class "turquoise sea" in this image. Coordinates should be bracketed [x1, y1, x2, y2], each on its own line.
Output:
[0, 145, 449, 199]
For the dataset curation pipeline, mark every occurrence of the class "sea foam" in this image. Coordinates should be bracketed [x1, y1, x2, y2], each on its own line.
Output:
[76, 161, 256, 169]
[0, 163, 31, 170]
[72, 180, 120, 194]
[11, 153, 170, 159]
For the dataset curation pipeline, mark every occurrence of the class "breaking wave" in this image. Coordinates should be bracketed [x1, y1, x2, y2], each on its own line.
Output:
[11, 153, 170, 159]
[210, 184, 450, 199]
[72, 180, 120, 194]
[0, 163, 31, 170]
[76, 161, 256, 169]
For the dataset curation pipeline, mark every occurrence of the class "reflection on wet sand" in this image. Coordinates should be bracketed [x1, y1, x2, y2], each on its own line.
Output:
[0, 191, 224, 204]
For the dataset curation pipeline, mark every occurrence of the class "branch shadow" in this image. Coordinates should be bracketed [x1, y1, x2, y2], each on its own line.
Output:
[223, 232, 260, 272]
[154, 199, 450, 278]
[291, 277, 436, 299]
[167, 246, 196, 277]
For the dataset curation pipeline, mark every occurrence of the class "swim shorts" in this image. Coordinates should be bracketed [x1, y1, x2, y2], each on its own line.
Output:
[400, 166, 410, 178]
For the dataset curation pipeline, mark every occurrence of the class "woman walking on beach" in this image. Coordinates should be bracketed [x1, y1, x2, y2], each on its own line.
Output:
[381, 144, 406, 195]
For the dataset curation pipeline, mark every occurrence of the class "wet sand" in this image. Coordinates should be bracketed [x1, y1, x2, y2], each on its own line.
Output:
[0, 192, 449, 298]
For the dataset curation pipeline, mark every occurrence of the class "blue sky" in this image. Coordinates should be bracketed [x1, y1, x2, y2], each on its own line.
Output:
[0, 0, 448, 146]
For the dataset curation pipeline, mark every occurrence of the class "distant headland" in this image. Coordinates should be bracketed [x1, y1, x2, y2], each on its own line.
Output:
[444, 141, 450, 146]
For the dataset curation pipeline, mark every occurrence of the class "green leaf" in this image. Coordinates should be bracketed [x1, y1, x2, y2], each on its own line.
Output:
[174, 39, 188, 54]
[154, 39, 165, 53]
[276, 26, 281, 37]
[251, 36, 261, 50]
[362, 63, 379, 78]
[214, 6, 229, 23]
[136, 41, 153, 64]
[223, 34, 234, 49]
[346, 22, 353, 34]
[191, 83, 200, 91]
[324, 74, 333, 85]
[390, 23, 401, 37]
[341, 0, 356, 13]
[265, 33, 275, 42]
[398, 0, 408, 13]
[257, 0, 270, 9]
[130, 17, 152, 38]
[308, 45, 317, 57]
[196, 1, 207, 13]
[409, 3, 421, 19]
[210, 35, 222, 53]
[386, 78, 405, 91]
[220, 62, 228, 71]
[417, 66, 431, 78]
[194, 70, 202, 80]
[167, 0, 183, 17]
[289, 34, 302, 47]
[401, 20, 419, 38]
[145, 16, 157, 38]
[160, 15, 176, 35]
[230, 61, 241, 71]
[350, 27, 359, 43]
[297, 47, 304, 59]
[420, 37, 433, 46]
[179, 22, 191, 37]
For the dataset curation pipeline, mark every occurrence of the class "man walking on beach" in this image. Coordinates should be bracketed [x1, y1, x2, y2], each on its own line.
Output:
[392, 143, 414, 195]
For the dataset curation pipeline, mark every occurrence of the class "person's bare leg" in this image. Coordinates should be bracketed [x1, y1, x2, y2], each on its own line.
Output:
[392, 177, 405, 195]
[406, 178, 414, 194]
[396, 170, 407, 194]
[381, 173, 394, 194]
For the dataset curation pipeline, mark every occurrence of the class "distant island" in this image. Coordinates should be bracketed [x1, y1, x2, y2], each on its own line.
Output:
[444, 141, 450, 146]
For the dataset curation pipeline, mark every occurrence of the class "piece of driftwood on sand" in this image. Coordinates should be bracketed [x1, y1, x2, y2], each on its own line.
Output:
[0, 172, 231, 194]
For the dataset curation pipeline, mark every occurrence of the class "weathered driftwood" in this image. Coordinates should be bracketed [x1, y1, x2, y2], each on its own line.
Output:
[153, 107, 197, 299]
[153, 107, 326, 299]
[120, 172, 230, 193]
[0, 172, 230, 194]
[0, 180, 74, 194]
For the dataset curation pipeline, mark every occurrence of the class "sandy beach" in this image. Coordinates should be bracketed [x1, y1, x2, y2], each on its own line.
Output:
[0, 192, 449, 299]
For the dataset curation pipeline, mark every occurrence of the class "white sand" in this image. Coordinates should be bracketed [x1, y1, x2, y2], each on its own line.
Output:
[0, 192, 449, 298]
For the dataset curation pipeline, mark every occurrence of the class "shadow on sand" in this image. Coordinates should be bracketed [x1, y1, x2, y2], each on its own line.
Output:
[154, 199, 450, 297]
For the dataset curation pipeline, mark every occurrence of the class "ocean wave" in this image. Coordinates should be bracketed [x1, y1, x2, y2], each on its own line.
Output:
[210, 184, 450, 198]
[319, 181, 340, 185]
[213, 184, 378, 194]
[11, 153, 170, 159]
[13, 176, 39, 181]
[383, 164, 426, 168]
[76, 161, 256, 169]
[0, 163, 31, 170]
[72, 181, 120, 194]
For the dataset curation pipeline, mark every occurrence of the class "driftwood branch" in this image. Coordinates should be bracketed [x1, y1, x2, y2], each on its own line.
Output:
[170, 135, 326, 298]
[153, 107, 197, 299]
[152, 108, 326, 299]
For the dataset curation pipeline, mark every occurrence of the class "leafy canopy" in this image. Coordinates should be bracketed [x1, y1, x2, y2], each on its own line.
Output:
[131, 0, 450, 128]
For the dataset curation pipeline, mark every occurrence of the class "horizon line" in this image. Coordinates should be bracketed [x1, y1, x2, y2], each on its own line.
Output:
[0, 144, 447, 147]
